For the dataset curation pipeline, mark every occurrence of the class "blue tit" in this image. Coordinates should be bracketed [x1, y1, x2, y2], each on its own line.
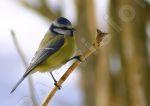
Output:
[11, 17, 76, 93]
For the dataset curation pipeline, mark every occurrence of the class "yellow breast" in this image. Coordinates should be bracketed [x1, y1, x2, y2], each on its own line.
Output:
[35, 35, 76, 72]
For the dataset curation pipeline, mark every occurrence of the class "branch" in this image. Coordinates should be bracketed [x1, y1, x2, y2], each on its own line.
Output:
[10, 30, 38, 106]
[19, 0, 60, 20]
[41, 29, 108, 106]
[11, 30, 28, 67]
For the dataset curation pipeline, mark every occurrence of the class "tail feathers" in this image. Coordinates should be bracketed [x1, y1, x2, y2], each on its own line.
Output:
[10, 76, 25, 93]
[10, 68, 33, 93]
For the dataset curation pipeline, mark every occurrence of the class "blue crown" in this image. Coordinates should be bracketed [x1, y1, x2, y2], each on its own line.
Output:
[56, 17, 72, 26]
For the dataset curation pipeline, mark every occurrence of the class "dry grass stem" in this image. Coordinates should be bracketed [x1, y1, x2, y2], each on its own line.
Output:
[10, 30, 38, 106]
[41, 29, 107, 106]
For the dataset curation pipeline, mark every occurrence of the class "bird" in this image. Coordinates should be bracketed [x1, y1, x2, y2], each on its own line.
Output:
[10, 17, 80, 93]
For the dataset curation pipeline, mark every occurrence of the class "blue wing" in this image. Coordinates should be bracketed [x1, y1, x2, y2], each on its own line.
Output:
[10, 36, 64, 93]
[25, 36, 65, 76]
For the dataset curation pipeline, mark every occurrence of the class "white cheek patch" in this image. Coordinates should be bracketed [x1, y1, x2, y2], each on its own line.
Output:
[53, 28, 68, 35]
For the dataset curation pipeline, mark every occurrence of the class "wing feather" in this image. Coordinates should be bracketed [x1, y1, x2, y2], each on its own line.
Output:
[10, 36, 65, 93]
[24, 36, 65, 76]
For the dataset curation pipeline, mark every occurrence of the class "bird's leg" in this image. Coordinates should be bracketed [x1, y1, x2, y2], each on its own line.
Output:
[66, 55, 82, 62]
[50, 72, 61, 90]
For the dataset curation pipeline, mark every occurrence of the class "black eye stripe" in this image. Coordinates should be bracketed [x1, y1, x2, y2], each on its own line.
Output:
[50, 24, 75, 36]
[52, 25, 73, 30]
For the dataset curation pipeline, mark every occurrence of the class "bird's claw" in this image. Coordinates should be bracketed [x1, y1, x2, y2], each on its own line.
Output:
[74, 55, 82, 62]
[54, 82, 61, 90]
[66, 55, 82, 62]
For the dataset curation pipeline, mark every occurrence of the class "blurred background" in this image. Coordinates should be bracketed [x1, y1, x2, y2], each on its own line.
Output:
[0, 0, 150, 106]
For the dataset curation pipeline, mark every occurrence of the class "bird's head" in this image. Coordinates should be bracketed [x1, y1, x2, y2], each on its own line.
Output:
[50, 17, 75, 36]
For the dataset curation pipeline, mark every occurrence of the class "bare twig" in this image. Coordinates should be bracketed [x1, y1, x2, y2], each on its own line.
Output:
[41, 29, 108, 106]
[19, 0, 60, 20]
[10, 30, 38, 106]
[11, 30, 28, 67]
